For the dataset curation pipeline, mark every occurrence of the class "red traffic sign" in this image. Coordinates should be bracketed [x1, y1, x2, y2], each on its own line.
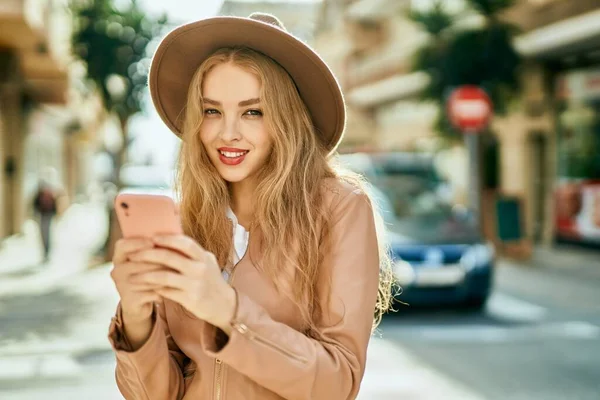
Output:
[447, 85, 493, 133]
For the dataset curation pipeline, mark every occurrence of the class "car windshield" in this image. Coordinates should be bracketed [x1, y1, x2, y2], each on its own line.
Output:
[371, 175, 451, 221]
[359, 164, 480, 244]
[339, 152, 480, 243]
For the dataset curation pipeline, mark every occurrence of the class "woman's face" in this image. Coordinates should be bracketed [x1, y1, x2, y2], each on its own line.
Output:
[199, 62, 273, 185]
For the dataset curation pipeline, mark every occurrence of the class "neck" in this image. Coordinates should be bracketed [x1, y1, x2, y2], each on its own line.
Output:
[229, 179, 255, 229]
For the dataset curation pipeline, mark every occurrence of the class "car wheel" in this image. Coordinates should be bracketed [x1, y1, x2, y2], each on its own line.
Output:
[462, 293, 489, 311]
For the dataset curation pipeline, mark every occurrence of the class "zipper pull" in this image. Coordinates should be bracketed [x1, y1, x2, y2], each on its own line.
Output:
[232, 322, 249, 335]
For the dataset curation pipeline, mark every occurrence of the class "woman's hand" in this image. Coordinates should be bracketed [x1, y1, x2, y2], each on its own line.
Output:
[111, 238, 163, 322]
[111, 238, 165, 350]
[128, 235, 237, 335]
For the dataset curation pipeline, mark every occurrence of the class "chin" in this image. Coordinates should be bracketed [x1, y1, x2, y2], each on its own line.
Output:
[217, 169, 251, 183]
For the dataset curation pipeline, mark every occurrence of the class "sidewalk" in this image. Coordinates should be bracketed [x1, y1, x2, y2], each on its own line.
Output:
[0, 261, 486, 399]
[0, 201, 108, 298]
[0, 263, 123, 400]
[0, 219, 44, 275]
[359, 338, 484, 400]
[502, 244, 600, 282]
[0, 263, 118, 358]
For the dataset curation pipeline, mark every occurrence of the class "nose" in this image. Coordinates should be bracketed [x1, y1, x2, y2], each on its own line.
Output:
[220, 116, 242, 142]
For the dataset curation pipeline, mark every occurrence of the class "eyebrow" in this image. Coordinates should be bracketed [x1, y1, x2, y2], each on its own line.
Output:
[203, 98, 261, 107]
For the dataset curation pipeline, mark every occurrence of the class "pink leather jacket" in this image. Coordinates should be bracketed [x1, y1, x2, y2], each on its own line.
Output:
[108, 179, 381, 399]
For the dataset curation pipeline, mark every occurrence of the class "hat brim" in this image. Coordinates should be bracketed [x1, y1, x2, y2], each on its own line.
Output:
[149, 16, 346, 153]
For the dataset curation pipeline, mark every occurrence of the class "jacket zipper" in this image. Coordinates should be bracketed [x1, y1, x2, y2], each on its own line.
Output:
[214, 358, 223, 400]
[232, 322, 308, 363]
[214, 240, 248, 400]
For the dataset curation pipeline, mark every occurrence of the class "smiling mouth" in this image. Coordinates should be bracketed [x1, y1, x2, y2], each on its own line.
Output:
[217, 149, 249, 166]
[218, 150, 249, 158]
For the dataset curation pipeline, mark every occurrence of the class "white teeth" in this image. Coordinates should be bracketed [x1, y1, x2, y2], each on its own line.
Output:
[219, 150, 247, 158]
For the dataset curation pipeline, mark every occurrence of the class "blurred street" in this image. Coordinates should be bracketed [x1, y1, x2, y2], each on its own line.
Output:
[381, 248, 600, 400]
[1, 0, 600, 398]
[1, 239, 599, 399]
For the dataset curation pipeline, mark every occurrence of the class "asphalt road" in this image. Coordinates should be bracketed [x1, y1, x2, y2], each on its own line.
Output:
[380, 258, 600, 400]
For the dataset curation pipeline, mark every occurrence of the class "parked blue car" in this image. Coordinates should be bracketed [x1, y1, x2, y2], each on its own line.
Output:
[339, 152, 495, 309]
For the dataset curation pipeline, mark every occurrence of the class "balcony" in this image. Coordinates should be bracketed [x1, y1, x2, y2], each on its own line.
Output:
[344, 14, 427, 90]
[347, 71, 430, 108]
[513, 7, 600, 58]
[346, 47, 410, 90]
[346, 0, 409, 22]
[502, 0, 600, 33]
[0, 0, 71, 103]
[0, 0, 47, 50]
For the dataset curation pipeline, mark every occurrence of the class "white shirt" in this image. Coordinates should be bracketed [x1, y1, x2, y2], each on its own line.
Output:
[223, 207, 249, 280]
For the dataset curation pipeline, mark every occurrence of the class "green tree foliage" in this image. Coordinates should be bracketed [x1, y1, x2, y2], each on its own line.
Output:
[71, 0, 167, 120]
[409, 0, 522, 139]
[70, 0, 168, 184]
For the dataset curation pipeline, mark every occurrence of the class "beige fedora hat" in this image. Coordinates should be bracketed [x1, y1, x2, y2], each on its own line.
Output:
[148, 12, 346, 154]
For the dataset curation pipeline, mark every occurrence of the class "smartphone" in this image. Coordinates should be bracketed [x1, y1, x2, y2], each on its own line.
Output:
[114, 193, 182, 239]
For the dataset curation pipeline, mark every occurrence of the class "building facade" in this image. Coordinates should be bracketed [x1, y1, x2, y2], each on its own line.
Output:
[219, 0, 321, 43]
[504, 0, 600, 248]
[315, 0, 434, 152]
[314, 0, 600, 253]
[0, 0, 103, 240]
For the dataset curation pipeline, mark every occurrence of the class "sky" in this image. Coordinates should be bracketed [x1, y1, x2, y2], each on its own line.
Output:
[140, 0, 224, 24]
[127, 0, 322, 169]
[141, 0, 321, 23]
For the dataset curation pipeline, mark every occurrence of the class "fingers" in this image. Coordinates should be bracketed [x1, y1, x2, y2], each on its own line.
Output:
[113, 238, 154, 264]
[152, 235, 206, 261]
[120, 290, 161, 320]
[129, 290, 162, 305]
[155, 287, 186, 307]
[110, 261, 165, 281]
[128, 248, 196, 276]
[131, 270, 189, 291]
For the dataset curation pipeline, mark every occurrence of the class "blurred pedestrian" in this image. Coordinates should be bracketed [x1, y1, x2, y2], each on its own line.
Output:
[33, 179, 58, 262]
[108, 12, 394, 400]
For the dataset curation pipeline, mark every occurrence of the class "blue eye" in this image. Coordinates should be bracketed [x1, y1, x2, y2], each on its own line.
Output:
[204, 108, 220, 115]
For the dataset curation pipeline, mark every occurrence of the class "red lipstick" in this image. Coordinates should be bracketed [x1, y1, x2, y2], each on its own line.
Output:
[217, 147, 249, 166]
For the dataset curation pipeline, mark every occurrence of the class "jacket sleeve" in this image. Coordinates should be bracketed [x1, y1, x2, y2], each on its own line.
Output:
[200, 190, 381, 400]
[108, 299, 187, 400]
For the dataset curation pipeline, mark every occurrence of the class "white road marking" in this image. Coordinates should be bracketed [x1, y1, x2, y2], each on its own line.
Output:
[486, 292, 548, 322]
[398, 321, 600, 343]
[384, 292, 599, 343]
[0, 354, 81, 380]
[547, 321, 600, 338]
[0, 358, 36, 380]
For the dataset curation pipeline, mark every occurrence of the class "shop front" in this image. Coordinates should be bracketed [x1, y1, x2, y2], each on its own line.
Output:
[554, 66, 600, 246]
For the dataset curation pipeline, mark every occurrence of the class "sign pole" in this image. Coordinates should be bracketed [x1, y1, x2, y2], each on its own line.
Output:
[447, 85, 492, 238]
[465, 131, 481, 235]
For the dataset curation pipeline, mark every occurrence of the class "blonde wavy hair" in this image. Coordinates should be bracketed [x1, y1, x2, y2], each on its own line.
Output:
[176, 47, 394, 336]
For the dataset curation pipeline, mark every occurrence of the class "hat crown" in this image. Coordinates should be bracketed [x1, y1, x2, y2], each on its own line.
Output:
[248, 12, 286, 31]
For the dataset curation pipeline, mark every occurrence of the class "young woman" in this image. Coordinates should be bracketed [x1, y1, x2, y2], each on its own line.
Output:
[108, 13, 393, 400]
